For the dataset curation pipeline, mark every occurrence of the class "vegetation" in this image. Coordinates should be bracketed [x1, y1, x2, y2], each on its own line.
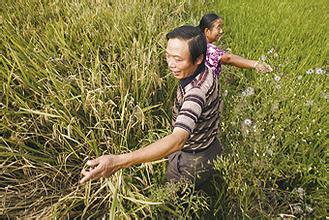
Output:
[1, 0, 327, 218]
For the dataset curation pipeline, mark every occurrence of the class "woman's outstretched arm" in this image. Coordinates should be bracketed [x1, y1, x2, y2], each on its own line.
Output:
[221, 53, 272, 73]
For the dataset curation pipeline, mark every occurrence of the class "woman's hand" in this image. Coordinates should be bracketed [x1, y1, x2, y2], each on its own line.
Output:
[80, 155, 123, 184]
[254, 62, 273, 73]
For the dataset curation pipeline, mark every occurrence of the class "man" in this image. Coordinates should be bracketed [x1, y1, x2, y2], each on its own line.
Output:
[80, 25, 222, 190]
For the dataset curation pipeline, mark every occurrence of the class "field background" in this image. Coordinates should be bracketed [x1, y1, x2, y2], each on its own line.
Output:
[1, 0, 328, 218]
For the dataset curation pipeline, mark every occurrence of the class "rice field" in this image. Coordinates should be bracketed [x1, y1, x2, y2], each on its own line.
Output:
[1, 0, 328, 218]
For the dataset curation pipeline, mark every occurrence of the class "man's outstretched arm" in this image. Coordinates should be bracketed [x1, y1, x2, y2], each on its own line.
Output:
[80, 127, 189, 184]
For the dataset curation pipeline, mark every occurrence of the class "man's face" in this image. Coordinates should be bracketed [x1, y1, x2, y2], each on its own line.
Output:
[165, 38, 200, 80]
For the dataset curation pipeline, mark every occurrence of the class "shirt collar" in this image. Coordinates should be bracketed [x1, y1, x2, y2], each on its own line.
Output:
[179, 63, 205, 88]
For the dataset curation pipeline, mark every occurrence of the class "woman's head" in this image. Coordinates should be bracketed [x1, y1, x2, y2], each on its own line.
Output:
[199, 13, 224, 43]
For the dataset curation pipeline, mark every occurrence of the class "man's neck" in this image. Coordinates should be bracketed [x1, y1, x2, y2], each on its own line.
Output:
[180, 63, 205, 88]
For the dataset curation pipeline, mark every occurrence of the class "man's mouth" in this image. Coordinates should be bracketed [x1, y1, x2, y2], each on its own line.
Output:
[171, 70, 180, 76]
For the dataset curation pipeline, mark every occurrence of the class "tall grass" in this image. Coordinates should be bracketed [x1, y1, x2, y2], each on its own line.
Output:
[1, 0, 211, 218]
[1, 0, 328, 218]
[213, 0, 328, 218]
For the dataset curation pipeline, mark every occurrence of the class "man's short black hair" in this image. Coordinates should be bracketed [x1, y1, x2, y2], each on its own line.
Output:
[166, 25, 207, 64]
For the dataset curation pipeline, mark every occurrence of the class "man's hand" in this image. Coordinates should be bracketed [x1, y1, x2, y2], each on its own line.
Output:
[80, 155, 122, 184]
[79, 128, 188, 184]
[255, 62, 273, 73]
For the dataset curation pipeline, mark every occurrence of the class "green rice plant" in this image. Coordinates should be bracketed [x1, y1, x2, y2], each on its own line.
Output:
[1, 0, 215, 218]
[212, 0, 328, 218]
[1, 0, 327, 218]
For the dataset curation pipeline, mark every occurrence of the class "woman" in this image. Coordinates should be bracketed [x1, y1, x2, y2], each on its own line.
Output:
[199, 13, 272, 75]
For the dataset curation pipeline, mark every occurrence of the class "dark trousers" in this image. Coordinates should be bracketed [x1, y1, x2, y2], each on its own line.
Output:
[166, 138, 222, 190]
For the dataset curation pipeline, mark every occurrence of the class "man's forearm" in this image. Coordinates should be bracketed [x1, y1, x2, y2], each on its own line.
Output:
[79, 129, 188, 184]
[120, 130, 188, 168]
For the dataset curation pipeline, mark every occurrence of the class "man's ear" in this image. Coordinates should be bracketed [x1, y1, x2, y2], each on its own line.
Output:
[196, 54, 204, 65]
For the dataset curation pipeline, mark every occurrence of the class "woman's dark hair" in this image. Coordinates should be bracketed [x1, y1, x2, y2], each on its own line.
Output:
[198, 13, 222, 32]
[166, 25, 207, 64]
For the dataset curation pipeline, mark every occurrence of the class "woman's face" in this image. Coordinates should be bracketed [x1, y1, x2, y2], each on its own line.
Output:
[205, 19, 224, 43]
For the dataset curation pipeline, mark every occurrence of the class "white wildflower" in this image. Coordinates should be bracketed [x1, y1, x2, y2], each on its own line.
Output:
[267, 48, 275, 54]
[315, 68, 323, 74]
[246, 87, 255, 95]
[260, 55, 267, 61]
[242, 87, 255, 97]
[320, 91, 329, 99]
[244, 118, 252, 126]
[306, 69, 314, 74]
[297, 75, 302, 80]
[223, 89, 228, 97]
[305, 204, 314, 213]
[296, 187, 305, 199]
[274, 75, 281, 82]
[305, 100, 314, 106]
[291, 203, 304, 215]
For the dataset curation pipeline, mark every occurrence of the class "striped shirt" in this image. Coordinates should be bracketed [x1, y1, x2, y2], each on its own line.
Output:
[172, 65, 221, 151]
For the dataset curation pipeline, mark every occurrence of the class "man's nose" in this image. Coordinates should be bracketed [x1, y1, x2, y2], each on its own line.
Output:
[167, 58, 175, 68]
